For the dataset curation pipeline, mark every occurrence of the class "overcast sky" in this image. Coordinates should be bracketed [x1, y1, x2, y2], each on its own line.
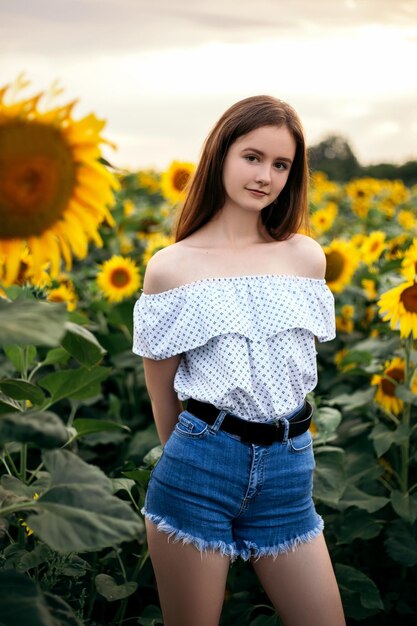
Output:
[1, 0, 417, 170]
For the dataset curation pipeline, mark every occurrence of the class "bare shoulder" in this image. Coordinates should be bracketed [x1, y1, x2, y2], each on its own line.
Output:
[142, 242, 191, 294]
[285, 233, 326, 279]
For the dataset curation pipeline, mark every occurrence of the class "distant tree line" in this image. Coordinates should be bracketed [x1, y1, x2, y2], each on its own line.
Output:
[307, 135, 417, 185]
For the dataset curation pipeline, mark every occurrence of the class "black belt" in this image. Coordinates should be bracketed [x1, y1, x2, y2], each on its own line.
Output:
[186, 398, 313, 446]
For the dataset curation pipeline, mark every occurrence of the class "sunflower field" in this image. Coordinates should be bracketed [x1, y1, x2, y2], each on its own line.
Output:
[0, 78, 416, 626]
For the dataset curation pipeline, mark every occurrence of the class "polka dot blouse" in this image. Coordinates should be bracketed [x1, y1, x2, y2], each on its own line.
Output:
[133, 274, 336, 422]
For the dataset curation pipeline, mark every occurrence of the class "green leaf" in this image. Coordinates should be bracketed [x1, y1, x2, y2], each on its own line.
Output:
[26, 449, 144, 553]
[339, 485, 389, 513]
[385, 520, 417, 566]
[126, 423, 160, 461]
[122, 468, 151, 489]
[313, 446, 346, 505]
[327, 388, 375, 411]
[38, 366, 111, 403]
[391, 490, 417, 523]
[0, 570, 83, 626]
[396, 385, 417, 405]
[16, 544, 52, 573]
[0, 411, 69, 448]
[0, 393, 22, 414]
[137, 605, 164, 626]
[369, 423, 410, 457]
[334, 508, 383, 544]
[3, 345, 37, 373]
[0, 379, 45, 405]
[0, 300, 67, 347]
[110, 478, 136, 495]
[1, 475, 39, 498]
[335, 563, 383, 620]
[143, 445, 164, 467]
[95, 573, 138, 601]
[41, 347, 71, 367]
[73, 418, 130, 438]
[312, 406, 342, 444]
[61, 322, 106, 367]
[344, 444, 384, 484]
[61, 555, 91, 577]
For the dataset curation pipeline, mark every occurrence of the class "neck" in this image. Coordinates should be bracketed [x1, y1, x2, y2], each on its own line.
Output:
[205, 205, 270, 248]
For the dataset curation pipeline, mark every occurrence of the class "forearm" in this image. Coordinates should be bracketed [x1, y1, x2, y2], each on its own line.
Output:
[150, 392, 183, 445]
[142, 355, 183, 446]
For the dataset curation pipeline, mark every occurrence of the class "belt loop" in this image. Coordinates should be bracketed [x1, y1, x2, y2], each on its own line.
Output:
[209, 410, 228, 434]
[278, 417, 290, 444]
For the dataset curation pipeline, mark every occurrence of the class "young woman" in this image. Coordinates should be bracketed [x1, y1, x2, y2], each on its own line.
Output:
[133, 95, 345, 626]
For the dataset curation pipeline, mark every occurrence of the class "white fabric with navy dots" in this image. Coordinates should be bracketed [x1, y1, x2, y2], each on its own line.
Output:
[133, 275, 336, 422]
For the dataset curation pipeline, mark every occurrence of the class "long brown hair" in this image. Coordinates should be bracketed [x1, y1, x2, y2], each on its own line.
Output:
[174, 95, 310, 242]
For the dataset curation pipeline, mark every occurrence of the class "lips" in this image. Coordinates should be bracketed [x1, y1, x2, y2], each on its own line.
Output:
[246, 188, 267, 196]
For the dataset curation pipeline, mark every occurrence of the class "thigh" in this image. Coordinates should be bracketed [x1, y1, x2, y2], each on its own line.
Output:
[146, 519, 230, 626]
[251, 533, 345, 626]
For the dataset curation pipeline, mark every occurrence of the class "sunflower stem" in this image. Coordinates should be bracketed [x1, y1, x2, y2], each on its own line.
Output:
[400, 335, 413, 493]
[0, 501, 38, 517]
[20, 444, 27, 483]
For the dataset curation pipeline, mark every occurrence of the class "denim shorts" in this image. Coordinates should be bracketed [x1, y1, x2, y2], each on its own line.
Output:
[142, 403, 323, 562]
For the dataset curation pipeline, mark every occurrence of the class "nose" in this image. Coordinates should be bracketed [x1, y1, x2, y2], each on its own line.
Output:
[255, 163, 271, 185]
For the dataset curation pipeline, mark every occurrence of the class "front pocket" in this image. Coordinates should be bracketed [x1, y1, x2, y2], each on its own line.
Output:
[174, 411, 209, 439]
[288, 429, 313, 454]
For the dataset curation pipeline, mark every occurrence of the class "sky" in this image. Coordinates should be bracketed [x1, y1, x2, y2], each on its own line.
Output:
[1, 0, 417, 171]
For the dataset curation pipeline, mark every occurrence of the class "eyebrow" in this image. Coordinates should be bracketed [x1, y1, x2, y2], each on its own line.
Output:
[241, 147, 293, 164]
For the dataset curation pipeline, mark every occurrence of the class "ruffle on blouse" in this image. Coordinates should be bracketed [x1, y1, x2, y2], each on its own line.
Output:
[133, 275, 336, 360]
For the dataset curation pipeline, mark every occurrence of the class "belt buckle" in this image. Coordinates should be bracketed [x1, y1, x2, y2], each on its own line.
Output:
[273, 415, 288, 442]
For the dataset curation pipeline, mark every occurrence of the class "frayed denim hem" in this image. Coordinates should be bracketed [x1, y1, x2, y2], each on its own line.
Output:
[142, 508, 324, 563]
[142, 508, 240, 561]
[240, 516, 325, 562]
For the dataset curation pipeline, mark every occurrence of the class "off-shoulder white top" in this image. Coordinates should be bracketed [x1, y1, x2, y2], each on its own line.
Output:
[133, 275, 335, 422]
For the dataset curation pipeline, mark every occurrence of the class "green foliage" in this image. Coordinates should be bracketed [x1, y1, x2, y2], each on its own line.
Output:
[1, 170, 417, 625]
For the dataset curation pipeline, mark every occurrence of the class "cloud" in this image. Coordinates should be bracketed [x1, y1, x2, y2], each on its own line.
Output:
[2, 0, 416, 55]
[1, 0, 416, 167]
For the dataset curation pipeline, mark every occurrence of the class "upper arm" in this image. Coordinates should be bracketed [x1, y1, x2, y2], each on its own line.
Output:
[143, 245, 183, 294]
[140, 247, 183, 391]
[142, 354, 182, 401]
[291, 234, 327, 279]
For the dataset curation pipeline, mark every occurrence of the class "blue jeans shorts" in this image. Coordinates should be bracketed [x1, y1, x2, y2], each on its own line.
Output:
[142, 403, 323, 562]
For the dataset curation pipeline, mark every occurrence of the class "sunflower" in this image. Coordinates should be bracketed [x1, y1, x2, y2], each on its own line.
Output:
[360, 231, 386, 266]
[362, 278, 378, 300]
[137, 169, 160, 194]
[310, 202, 338, 235]
[323, 239, 360, 293]
[160, 161, 195, 205]
[345, 178, 382, 218]
[141, 232, 174, 266]
[336, 315, 354, 333]
[334, 348, 355, 372]
[309, 172, 341, 205]
[371, 356, 417, 415]
[0, 75, 119, 285]
[97, 255, 141, 303]
[378, 280, 417, 339]
[386, 234, 409, 261]
[397, 209, 416, 231]
[46, 281, 78, 312]
[401, 239, 417, 281]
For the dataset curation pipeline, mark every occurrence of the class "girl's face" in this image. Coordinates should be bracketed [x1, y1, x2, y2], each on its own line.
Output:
[221, 125, 296, 214]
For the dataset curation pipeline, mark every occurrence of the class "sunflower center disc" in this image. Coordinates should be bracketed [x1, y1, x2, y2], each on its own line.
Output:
[381, 367, 404, 397]
[400, 284, 417, 313]
[0, 120, 76, 237]
[325, 250, 345, 282]
[110, 268, 130, 287]
[172, 169, 190, 192]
